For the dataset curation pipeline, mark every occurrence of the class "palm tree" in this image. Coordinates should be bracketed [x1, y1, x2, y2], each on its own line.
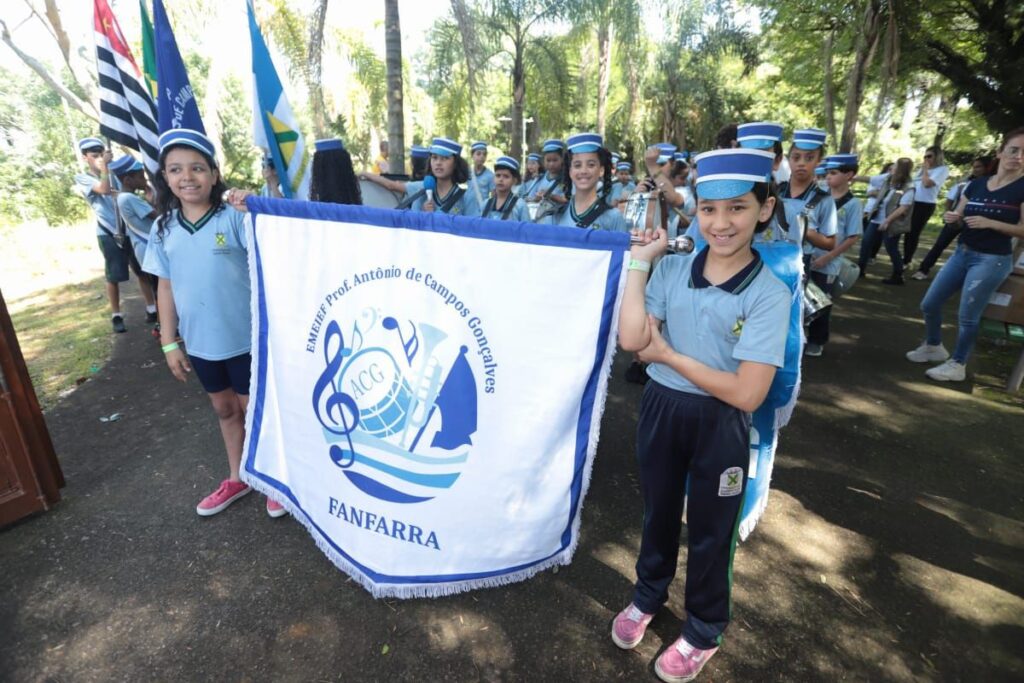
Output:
[385, 0, 405, 174]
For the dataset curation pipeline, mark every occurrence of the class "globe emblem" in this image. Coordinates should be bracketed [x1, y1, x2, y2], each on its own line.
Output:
[339, 348, 412, 438]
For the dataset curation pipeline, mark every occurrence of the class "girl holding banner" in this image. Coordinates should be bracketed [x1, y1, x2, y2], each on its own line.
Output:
[615, 148, 792, 682]
[143, 129, 286, 519]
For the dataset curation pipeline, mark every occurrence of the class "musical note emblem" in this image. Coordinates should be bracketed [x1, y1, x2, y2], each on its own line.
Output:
[382, 316, 419, 365]
[312, 320, 361, 468]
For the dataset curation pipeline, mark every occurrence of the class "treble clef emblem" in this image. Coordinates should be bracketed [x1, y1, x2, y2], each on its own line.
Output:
[311, 320, 360, 468]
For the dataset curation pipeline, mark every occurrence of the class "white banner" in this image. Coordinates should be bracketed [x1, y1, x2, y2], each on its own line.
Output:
[242, 199, 628, 598]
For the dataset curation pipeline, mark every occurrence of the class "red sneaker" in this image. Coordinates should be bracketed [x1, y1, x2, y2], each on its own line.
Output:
[196, 479, 251, 517]
[266, 497, 288, 518]
[654, 636, 718, 682]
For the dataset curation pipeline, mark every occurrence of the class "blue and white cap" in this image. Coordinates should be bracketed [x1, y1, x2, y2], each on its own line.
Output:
[494, 155, 520, 173]
[410, 145, 430, 159]
[814, 164, 827, 176]
[108, 155, 143, 176]
[429, 137, 462, 157]
[653, 142, 677, 164]
[78, 137, 105, 152]
[737, 122, 783, 150]
[793, 128, 828, 150]
[566, 132, 603, 153]
[694, 149, 775, 200]
[672, 151, 690, 163]
[527, 152, 542, 163]
[158, 128, 216, 160]
[541, 139, 565, 154]
[471, 141, 488, 152]
[825, 153, 858, 169]
[314, 138, 344, 153]
[611, 152, 621, 164]
[615, 161, 632, 172]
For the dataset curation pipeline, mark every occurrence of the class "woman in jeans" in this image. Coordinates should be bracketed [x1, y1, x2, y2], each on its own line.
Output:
[903, 146, 950, 268]
[906, 127, 1024, 381]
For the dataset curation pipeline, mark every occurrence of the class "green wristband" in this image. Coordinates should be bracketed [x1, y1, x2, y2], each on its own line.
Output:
[628, 258, 651, 273]
[162, 342, 180, 354]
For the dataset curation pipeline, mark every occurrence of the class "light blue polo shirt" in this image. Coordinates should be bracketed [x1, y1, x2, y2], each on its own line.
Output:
[480, 194, 531, 222]
[143, 207, 251, 361]
[117, 192, 156, 265]
[402, 181, 480, 216]
[540, 200, 629, 232]
[607, 180, 636, 205]
[811, 192, 863, 277]
[74, 173, 117, 236]
[645, 247, 791, 396]
[524, 173, 566, 201]
[775, 183, 838, 254]
[471, 167, 495, 200]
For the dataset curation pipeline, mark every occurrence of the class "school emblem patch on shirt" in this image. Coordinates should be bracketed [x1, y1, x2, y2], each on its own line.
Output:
[719, 466, 743, 497]
[215, 232, 227, 247]
[731, 317, 745, 337]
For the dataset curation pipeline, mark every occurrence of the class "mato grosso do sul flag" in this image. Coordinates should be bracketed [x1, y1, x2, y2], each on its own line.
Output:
[241, 199, 627, 597]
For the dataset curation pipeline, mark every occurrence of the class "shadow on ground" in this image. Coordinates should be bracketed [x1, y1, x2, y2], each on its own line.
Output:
[1, 244, 1022, 682]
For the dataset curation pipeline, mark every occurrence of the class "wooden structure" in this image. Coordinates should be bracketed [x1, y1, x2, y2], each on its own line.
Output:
[0, 287, 63, 526]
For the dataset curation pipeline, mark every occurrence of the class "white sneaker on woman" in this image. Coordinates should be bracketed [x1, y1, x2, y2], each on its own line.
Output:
[926, 359, 966, 382]
[906, 343, 949, 363]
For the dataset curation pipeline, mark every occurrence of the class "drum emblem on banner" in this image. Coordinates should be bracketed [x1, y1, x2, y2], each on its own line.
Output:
[312, 308, 478, 505]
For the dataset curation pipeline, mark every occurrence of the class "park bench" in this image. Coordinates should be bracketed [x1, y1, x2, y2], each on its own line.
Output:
[980, 318, 1024, 392]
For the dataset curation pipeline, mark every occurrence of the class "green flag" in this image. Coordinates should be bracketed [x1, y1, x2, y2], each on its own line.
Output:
[139, 0, 157, 101]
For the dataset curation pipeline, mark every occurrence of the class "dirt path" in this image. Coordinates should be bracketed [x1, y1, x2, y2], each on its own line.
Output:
[1, 255, 1022, 682]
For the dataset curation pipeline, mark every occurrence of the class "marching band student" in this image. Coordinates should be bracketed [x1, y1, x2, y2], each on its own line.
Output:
[528, 139, 568, 209]
[479, 156, 531, 222]
[615, 147, 790, 683]
[539, 133, 627, 231]
[907, 127, 1024, 382]
[108, 155, 159, 323]
[469, 141, 495, 206]
[806, 154, 863, 356]
[607, 161, 636, 209]
[814, 164, 829, 191]
[361, 137, 480, 216]
[309, 138, 363, 205]
[523, 152, 541, 186]
[775, 128, 837, 254]
[410, 145, 430, 181]
[143, 128, 286, 519]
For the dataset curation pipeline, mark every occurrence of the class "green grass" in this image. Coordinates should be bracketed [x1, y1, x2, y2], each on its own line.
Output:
[9, 276, 112, 410]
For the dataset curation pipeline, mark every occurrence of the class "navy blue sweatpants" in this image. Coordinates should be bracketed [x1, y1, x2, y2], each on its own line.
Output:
[632, 380, 750, 650]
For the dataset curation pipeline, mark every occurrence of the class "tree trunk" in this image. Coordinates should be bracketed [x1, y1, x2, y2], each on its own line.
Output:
[595, 18, 612, 138]
[823, 25, 838, 144]
[384, 0, 405, 174]
[839, 0, 883, 152]
[511, 40, 526, 159]
[450, 0, 478, 116]
[308, 0, 329, 138]
[625, 52, 640, 152]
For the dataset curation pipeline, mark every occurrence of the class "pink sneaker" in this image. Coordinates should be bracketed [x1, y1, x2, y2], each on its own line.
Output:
[611, 603, 655, 649]
[196, 479, 251, 516]
[266, 497, 288, 518]
[654, 636, 719, 682]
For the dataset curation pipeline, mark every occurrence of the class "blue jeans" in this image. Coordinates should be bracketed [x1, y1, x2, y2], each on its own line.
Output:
[920, 245, 1013, 363]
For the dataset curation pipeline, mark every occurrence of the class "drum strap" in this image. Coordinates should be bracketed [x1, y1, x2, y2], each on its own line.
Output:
[554, 199, 610, 228]
[482, 194, 519, 220]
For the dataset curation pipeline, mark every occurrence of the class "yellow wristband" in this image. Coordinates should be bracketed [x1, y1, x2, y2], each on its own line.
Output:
[162, 342, 180, 354]
[628, 259, 651, 273]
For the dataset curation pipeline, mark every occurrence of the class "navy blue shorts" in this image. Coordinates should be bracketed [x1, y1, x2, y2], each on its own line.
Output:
[97, 233, 130, 283]
[188, 353, 252, 395]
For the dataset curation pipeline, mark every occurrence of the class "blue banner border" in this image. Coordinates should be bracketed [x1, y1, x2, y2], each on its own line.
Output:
[244, 198, 627, 586]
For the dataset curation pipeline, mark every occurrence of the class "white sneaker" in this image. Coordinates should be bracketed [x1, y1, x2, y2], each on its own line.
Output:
[925, 359, 966, 382]
[911, 271, 929, 281]
[906, 343, 949, 363]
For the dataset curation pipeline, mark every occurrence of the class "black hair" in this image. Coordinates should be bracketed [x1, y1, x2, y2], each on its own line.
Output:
[493, 163, 521, 182]
[81, 145, 105, 155]
[153, 145, 227, 236]
[561, 147, 614, 200]
[310, 145, 363, 205]
[694, 180, 774, 233]
[787, 144, 827, 160]
[715, 123, 738, 149]
[772, 140, 784, 161]
[428, 154, 470, 185]
[411, 155, 429, 181]
[835, 164, 859, 174]
[669, 160, 689, 182]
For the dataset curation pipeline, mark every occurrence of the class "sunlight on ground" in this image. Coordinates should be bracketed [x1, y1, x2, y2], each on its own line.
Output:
[894, 553, 1024, 628]
[421, 609, 514, 670]
[1, 221, 103, 305]
[916, 493, 1024, 549]
[762, 491, 874, 575]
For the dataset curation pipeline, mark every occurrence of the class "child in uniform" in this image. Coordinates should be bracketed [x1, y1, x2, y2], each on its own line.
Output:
[479, 156, 531, 222]
[806, 154, 863, 356]
[361, 138, 480, 216]
[608, 161, 636, 210]
[108, 155, 159, 324]
[538, 133, 627, 232]
[309, 138, 363, 205]
[469, 141, 495, 207]
[615, 148, 791, 682]
[143, 128, 286, 519]
[528, 139, 569, 217]
[410, 145, 430, 181]
[774, 129, 837, 255]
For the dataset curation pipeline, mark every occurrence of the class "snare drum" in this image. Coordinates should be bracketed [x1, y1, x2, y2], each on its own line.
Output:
[802, 280, 833, 323]
[622, 192, 651, 230]
[526, 201, 541, 221]
[358, 179, 402, 209]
